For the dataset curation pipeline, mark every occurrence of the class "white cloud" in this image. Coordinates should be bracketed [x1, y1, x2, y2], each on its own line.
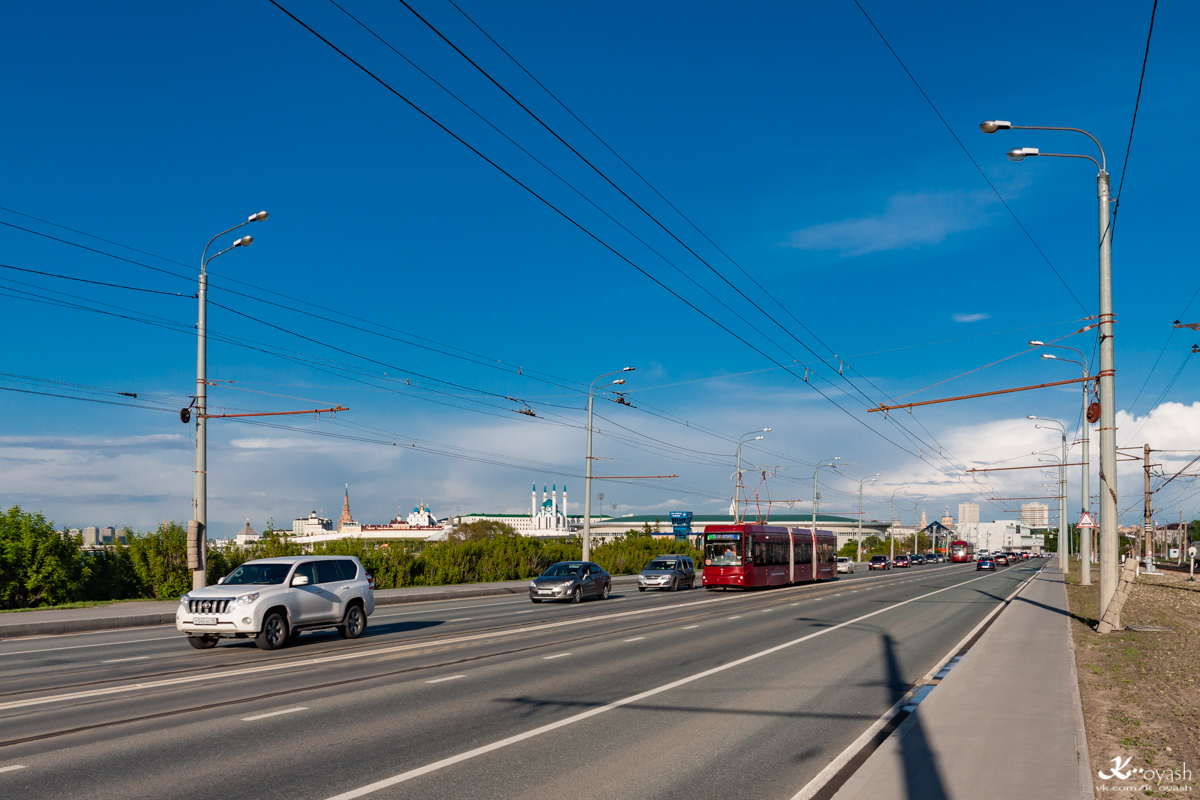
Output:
[952, 313, 990, 323]
[784, 189, 996, 256]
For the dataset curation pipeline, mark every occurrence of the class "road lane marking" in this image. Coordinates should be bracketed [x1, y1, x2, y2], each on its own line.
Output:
[761, 608, 773, 612]
[446, 619, 472, 623]
[323, 570, 1003, 800]
[0, 636, 178, 658]
[0, 568, 975, 712]
[0, 765, 26, 773]
[426, 675, 466, 684]
[682, 625, 699, 630]
[542, 653, 571, 660]
[623, 637, 644, 642]
[101, 656, 151, 664]
[727, 616, 741, 620]
[790, 566, 1044, 800]
[242, 707, 307, 721]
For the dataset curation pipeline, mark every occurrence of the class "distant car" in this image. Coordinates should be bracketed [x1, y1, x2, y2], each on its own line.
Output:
[837, 557, 855, 574]
[929, 554, 942, 563]
[894, 555, 911, 568]
[977, 558, 996, 571]
[1021, 552, 1031, 560]
[176, 556, 375, 650]
[993, 554, 1009, 566]
[530, 561, 611, 603]
[911, 554, 925, 566]
[638, 555, 695, 592]
[868, 555, 890, 571]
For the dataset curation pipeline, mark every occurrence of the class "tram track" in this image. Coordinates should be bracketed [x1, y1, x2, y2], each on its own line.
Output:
[0, 567, 980, 748]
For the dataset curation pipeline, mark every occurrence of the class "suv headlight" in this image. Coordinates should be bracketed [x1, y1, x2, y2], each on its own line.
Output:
[179, 594, 189, 608]
[230, 592, 260, 608]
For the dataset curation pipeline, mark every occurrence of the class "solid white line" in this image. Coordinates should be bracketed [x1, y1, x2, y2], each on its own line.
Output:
[242, 706, 307, 721]
[0, 765, 26, 774]
[0, 636, 177, 657]
[787, 567, 1043, 800]
[426, 675, 466, 684]
[0, 594, 734, 712]
[323, 570, 1000, 800]
[101, 656, 151, 664]
[542, 653, 571, 660]
[623, 637, 645, 642]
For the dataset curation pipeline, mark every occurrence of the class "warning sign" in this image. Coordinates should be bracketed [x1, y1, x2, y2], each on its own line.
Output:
[1078, 512, 1097, 528]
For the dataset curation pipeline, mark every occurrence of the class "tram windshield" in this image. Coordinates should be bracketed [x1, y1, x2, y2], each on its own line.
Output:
[705, 539, 743, 566]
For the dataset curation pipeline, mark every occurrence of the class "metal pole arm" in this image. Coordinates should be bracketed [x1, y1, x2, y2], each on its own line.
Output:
[1010, 125, 1107, 171]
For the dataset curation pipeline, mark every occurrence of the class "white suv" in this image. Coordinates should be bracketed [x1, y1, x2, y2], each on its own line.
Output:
[177, 556, 375, 650]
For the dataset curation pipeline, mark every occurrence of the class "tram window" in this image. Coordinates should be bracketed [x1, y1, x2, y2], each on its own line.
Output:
[795, 539, 813, 564]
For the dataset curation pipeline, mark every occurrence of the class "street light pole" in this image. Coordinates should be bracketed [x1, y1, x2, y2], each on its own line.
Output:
[812, 457, 841, 534]
[983, 119, 1116, 623]
[583, 367, 634, 562]
[735, 429, 771, 522]
[192, 211, 267, 591]
[1033, 416, 1068, 571]
[857, 474, 881, 564]
[1032, 344, 1093, 584]
[890, 486, 908, 562]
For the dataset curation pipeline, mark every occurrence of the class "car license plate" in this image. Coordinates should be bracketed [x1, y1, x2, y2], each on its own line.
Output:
[537, 589, 551, 594]
[193, 616, 217, 625]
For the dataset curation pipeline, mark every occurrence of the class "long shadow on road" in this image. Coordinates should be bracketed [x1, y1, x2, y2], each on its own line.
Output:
[882, 631, 950, 800]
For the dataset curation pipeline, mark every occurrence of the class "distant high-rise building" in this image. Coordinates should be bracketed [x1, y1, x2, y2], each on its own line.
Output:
[958, 503, 979, 526]
[82, 526, 99, 545]
[1021, 502, 1049, 528]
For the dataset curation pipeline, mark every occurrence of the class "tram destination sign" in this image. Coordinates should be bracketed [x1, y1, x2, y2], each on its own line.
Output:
[707, 533, 740, 539]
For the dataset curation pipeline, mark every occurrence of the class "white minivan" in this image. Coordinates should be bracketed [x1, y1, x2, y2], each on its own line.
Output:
[177, 556, 375, 650]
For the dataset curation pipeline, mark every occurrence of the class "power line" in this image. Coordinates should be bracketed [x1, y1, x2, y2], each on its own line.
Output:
[1111, 0, 1158, 242]
[851, 0, 1089, 315]
[0, 263, 193, 297]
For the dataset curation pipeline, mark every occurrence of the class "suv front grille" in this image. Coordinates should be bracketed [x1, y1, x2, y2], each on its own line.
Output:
[189, 598, 231, 615]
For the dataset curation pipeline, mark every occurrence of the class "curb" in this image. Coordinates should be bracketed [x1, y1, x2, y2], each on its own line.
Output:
[0, 574, 644, 640]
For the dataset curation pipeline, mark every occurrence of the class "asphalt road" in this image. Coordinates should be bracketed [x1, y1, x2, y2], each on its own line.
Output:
[0, 559, 1043, 800]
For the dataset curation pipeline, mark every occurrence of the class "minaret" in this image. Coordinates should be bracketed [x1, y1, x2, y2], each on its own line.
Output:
[552, 484, 558, 518]
[338, 484, 354, 532]
[532, 483, 537, 524]
[562, 484, 567, 529]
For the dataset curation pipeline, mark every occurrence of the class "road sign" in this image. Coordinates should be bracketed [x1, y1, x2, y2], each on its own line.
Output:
[1078, 512, 1097, 528]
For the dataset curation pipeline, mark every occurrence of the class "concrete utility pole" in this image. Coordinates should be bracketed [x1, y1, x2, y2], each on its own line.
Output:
[1144, 443, 1153, 562]
[890, 486, 908, 562]
[192, 211, 267, 591]
[583, 368, 634, 563]
[812, 458, 840, 536]
[981, 119, 1117, 627]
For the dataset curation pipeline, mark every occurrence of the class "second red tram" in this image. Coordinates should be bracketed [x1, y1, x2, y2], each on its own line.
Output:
[949, 540, 974, 563]
[701, 524, 838, 589]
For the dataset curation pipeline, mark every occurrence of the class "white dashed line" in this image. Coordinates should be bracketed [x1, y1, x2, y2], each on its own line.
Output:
[623, 637, 645, 642]
[426, 675, 466, 684]
[446, 618, 472, 623]
[543, 652, 571, 660]
[101, 655, 152, 664]
[0, 765, 27, 774]
[683, 625, 699, 629]
[761, 608, 773, 613]
[727, 616, 741, 620]
[242, 707, 307, 721]
[0, 636, 177, 658]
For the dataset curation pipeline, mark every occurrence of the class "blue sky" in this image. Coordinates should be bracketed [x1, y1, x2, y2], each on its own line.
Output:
[2, 0, 1197, 535]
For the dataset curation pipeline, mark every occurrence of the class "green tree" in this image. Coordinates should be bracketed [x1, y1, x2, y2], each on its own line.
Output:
[125, 521, 190, 600]
[0, 507, 86, 609]
[448, 519, 520, 542]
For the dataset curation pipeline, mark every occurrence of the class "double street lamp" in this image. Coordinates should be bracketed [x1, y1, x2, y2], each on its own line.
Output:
[583, 367, 635, 562]
[812, 457, 841, 534]
[1032, 415, 1068, 573]
[191, 210, 268, 590]
[1031, 341, 1093, 584]
[890, 486, 909, 561]
[982, 118, 1117, 625]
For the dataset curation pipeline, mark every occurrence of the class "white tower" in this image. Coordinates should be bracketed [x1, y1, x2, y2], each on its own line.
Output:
[531, 483, 537, 522]
[562, 484, 567, 526]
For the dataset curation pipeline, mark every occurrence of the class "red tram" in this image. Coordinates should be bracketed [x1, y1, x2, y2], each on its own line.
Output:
[949, 540, 974, 563]
[701, 524, 838, 589]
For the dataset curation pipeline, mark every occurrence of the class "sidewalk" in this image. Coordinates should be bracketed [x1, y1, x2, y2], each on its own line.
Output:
[832, 566, 1093, 800]
[0, 575, 640, 639]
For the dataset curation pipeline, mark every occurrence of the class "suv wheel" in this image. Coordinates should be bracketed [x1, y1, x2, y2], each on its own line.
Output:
[338, 604, 366, 639]
[256, 611, 289, 650]
[187, 634, 218, 649]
